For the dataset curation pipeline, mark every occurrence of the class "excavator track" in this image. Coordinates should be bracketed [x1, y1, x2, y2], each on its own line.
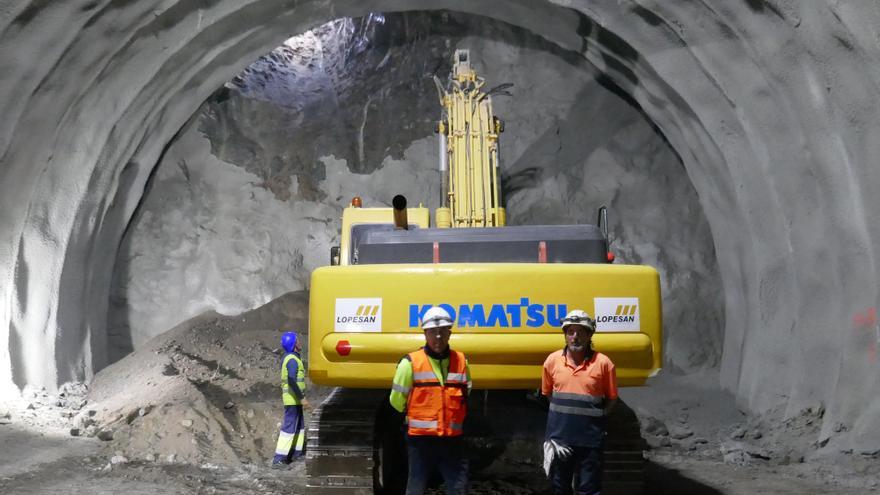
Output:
[306, 388, 646, 494]
[306, 388, 384, 494]
[603, 400, 648, 493]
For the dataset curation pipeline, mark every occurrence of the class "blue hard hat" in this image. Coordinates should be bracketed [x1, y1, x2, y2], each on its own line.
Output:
[281, 332, 298, 353]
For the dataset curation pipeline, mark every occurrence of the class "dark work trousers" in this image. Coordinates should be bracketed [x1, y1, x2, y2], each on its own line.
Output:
[551, 446, 603, 495]
[405, 435, 468, 495]
[272, 405, 305, 464]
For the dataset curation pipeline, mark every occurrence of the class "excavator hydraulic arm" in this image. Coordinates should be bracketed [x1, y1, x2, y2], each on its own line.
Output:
[434, 49, 505, 228]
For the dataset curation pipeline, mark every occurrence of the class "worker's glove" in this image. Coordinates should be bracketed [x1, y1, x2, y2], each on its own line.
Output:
[301, 398, 311, 410]
[542, 439, 573, 478]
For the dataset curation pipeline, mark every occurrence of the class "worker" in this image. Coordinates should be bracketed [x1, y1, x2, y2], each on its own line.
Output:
[272, 331, 308, 466]
[389, 306, 472, 495]
[541, 309, 618, 495]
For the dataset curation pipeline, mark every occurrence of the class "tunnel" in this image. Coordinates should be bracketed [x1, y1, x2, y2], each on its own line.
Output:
[1, 0, 879, 491]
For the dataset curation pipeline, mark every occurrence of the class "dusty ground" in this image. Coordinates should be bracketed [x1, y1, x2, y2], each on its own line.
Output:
[2, 293, 877, 493]
[1, 426, 874, 495]
[621, 371, 880, 494]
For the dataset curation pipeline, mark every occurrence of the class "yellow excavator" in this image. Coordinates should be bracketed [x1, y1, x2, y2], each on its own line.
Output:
[306, 50, 662, 494]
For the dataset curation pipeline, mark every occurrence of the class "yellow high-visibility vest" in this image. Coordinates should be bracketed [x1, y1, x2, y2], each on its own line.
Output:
[281, 353, 306, 406]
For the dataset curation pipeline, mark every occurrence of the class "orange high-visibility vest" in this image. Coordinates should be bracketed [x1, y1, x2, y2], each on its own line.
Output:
[406, 349, 468, 437]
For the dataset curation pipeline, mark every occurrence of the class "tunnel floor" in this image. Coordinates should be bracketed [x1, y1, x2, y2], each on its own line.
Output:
[1, 379, 876, 495]
[0, 428, 873, 495]
[1, 296, 877, 494]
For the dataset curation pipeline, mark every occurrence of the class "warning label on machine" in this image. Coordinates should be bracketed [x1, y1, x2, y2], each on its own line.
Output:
[593, 297, 640, 332]
[335, 298, 383, 332]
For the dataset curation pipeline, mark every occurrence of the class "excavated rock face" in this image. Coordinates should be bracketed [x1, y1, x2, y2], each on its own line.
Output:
[109, 12, 721, 374]
[1, 0, 880, 457]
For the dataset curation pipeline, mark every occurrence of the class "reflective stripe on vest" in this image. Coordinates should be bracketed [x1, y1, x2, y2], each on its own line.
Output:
[549, 391, 604, 417]
[413, 371, 438, 381]
[392, 383, 411, 395]
[408, 418, 438, 429]
[281, 353, 305, 406]
[405, 349, 468, 437]
[446, 372, 467, 383]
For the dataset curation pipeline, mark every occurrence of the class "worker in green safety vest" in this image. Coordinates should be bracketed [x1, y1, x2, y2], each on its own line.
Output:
[272, 331, 307, 466]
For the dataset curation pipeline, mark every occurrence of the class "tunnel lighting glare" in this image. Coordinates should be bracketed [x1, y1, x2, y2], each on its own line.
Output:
[281, 17, 352, 49]
[225, 12, 390, 107]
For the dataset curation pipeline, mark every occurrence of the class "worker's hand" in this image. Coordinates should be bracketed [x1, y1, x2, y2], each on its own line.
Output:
[301, 398, 311, 410]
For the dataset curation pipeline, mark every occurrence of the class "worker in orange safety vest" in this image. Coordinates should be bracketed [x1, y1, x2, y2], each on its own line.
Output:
[389, 306, 472, 495]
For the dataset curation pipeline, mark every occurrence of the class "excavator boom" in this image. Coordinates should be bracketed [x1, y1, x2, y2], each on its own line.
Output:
[435, 49, 505, 228]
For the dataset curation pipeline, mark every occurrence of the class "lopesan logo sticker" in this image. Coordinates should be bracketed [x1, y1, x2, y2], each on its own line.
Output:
[593, 297, 640, 332]
[335, 298, 382, 332]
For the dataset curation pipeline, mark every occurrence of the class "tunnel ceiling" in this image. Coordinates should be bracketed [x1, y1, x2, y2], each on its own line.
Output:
[1, 0, 880, 452]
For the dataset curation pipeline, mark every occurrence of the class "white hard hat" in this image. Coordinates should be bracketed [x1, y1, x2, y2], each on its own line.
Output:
[561, 309, 595, 331]
[421, 306, 454, 330]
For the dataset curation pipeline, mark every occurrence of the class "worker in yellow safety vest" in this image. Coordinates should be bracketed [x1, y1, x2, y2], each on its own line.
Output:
[272, 331, 308, 466]
[389, 306, 472, 495]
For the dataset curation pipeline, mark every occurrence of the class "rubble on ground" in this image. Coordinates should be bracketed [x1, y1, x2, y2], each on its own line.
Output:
[81, 291, 332, 466]
[634, 389, 829, 466]
[0, 381, 91, 433]
[627, 371, 880, 492]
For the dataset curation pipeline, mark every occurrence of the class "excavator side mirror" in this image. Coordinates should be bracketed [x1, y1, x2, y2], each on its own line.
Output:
[597, 206, 609, 240]
[597, 206, 614, 263]
[330, 246, 340, 266]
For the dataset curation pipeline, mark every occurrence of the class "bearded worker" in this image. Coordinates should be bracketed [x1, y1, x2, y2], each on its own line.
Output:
[541, 309, 618, 495]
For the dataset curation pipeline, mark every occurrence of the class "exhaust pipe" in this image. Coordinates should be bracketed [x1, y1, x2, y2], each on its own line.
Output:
[392, 195, 408, 230]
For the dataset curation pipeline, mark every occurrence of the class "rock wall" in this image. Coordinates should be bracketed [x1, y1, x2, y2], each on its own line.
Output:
[1, 0, 879, 455]
[110, 12, 720, 372]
